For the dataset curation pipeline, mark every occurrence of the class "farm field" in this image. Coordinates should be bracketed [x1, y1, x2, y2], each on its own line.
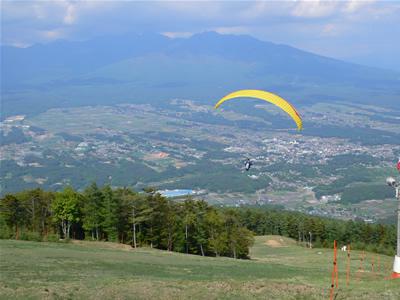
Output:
[2, 101, 400, 223]
[0, 236, 399, 299]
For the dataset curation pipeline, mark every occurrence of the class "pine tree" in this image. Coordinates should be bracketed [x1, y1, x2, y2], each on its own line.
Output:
[0, 194, 27, 239]
[119, 189, 153, 248]
[100, 185, 119, 241]
[82, 183, 104, 240]
[193, 200, 209, 256]
[182, 199, 196, 253]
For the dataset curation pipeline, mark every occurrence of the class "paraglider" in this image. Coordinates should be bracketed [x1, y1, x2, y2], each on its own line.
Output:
[214, 89, 303, 131]
[215, 89, 303, 171]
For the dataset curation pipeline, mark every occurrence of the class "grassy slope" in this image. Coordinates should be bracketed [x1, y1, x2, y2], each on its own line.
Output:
[0, 236, 399, 299]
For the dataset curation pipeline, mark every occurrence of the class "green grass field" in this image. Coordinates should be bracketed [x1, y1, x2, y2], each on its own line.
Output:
[1, 236, 399, 299]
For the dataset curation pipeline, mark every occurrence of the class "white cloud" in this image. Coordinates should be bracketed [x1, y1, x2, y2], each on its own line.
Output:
[63, 3, 77, 25]
[33, 4, 47, 20]
[1, 0, 399, 70]
[320, 23, 344, 37]
[41, 29, 65, 40]
[291, 1, 338, 18]
[8, 41, 31, 48]
[237, 1, 270, 19]
[213, 26, 250, 35]
[162, 31, 193, 38]
[343, 0, 376, 13]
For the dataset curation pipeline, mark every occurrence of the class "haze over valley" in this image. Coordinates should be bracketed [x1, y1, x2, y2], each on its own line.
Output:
[2, 32, 400, 224]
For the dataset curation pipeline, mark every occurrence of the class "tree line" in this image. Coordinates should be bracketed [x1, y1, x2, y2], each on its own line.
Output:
[235, 207, 396, 256]
[0, 185, 253, 259]
[0, 185, 397, 257]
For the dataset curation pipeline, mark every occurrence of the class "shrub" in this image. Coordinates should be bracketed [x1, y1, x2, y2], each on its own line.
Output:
[0, 225, 13, 239]
[43, 233, 59, 242]
[19, 231, 42, 242]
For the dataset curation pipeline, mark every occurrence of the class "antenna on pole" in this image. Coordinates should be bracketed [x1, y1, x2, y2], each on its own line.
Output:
[385, 172, 400, 279]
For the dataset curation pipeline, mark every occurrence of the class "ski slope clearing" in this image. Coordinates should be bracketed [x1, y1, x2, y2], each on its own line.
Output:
[0, 236, 399, 299]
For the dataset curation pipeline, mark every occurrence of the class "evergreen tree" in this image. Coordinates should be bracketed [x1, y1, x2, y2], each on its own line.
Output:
[100, 185, 119, 241]
[0, 194, 27, 239]
[192, 200, 209, 256]
[82, 183, 103, 240]
[119, 189, 153, 247]
[182, 199, 196, 253]
[20, 188, 54, 237]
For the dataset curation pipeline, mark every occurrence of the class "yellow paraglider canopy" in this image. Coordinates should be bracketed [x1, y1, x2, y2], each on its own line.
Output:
[214, 89, 303, 130]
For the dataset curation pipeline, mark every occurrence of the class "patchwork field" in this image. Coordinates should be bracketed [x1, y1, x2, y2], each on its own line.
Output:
[2, 101, 400, 222]
[0, 236, 399, 299]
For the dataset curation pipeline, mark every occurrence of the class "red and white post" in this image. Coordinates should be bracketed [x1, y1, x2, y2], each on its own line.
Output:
[392, 184, 400, 279]
[387, 159, 400, 279]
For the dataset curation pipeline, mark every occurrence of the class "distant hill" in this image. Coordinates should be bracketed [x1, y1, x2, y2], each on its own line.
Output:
[2, 31, 400, 118]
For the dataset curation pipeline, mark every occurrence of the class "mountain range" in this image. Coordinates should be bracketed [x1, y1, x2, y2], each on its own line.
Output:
[2, 31, 399, 119]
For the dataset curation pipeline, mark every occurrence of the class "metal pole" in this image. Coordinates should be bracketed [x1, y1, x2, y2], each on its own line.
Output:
[397, 186, 400, 257]
[391, 183, 400, 278]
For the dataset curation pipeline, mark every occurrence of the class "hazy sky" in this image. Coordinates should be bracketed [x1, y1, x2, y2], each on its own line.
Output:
[2, 0, 400, 71]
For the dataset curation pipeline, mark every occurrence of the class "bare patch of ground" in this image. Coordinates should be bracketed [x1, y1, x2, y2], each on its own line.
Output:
[144, 152, 169, 160]
[263, 236, 294, 248]
[70, 240, 133, 251]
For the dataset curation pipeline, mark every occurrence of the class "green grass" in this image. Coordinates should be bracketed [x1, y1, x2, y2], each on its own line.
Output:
[0, 236, 399, 299]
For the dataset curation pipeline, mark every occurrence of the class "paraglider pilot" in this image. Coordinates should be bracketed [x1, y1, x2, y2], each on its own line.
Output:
[244, 158, 253, 171]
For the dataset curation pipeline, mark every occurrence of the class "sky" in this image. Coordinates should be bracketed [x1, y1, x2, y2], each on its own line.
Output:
[1, 0, 400, 71]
